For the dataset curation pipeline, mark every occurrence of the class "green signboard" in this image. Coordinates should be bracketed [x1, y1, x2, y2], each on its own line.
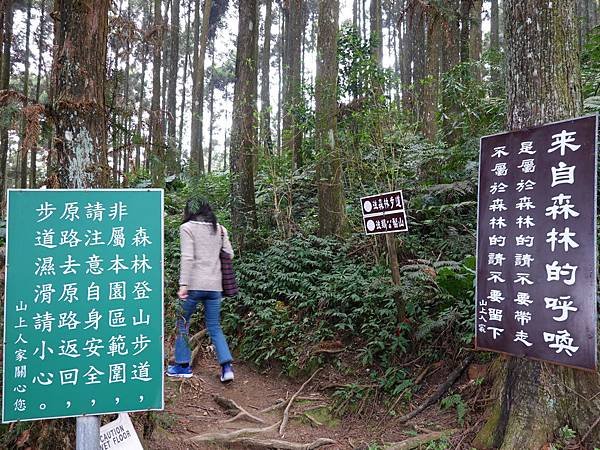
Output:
[3, 189, 164, 422]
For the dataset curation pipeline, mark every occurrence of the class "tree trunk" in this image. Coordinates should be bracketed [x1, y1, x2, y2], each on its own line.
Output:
[412, 4, 425, 122]
[0, 0, 13, 211]
[230, 0, 258, 250]
[441, 0, 460, 73]
[190, 0, 212, 174]
[178, 3, 191, 165]
[282, 0, 303, 170]
[474, 2, 598, 447]
[422, 9, 440, 140]
[469, 0, 482, 80]
[400, 0, 413, 113]
[122, 2, 132, 186]
[19, 0, 32, 188]
[362, 0, 367, 39]
[260, 0, 273, 155]
[167, 0, 180, 174]
[353, 0, 358, 29]
[277, 3, 283, 154]
[150, 0, 164, 186]
[110, 2, 121, 185]
[51, 0, 110, 189]
[490, 0, 500, 89]
[370, 0, 382, 65]
[316, 0, 345, 236]
[459, 0, 470, 63]
[207, 45, 215, 173]
[161, 1, 169, 140]
[136, 53, 146, 172]
[31, 0, 45, 187]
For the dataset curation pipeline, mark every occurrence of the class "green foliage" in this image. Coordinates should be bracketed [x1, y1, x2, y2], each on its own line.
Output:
[338, 25, 389, 100]
[549, 425, 577, 450]
[439, 60, 506, 144]
[440, 393, 468, 426]
[582, 26, 600, 104]
[426, 436, 451, 450]
[221, 235, 407, 375]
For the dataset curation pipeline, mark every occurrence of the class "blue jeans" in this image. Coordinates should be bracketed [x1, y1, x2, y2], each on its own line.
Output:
[174, 290, 233, 366]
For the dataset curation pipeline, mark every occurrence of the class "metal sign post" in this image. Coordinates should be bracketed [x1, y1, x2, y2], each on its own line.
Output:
[77, 416, 100, 450]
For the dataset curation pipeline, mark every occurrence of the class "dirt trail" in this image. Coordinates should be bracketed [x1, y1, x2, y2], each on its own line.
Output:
[145, 354, 467, 450]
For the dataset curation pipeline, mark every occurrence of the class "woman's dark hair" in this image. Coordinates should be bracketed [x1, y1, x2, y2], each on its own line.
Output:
[183, 197, 218, 233]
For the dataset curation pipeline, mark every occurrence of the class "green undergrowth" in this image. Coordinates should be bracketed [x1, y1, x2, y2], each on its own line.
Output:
[219, 234, 476, 395]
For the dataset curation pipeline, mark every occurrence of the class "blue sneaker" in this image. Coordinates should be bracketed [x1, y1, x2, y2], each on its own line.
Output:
[220, 363, 234, 383]
[166, 364, 193, 378]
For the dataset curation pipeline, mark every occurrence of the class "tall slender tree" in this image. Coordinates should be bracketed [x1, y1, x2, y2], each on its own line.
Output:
[459, 0, 470, 63]
[370, 0, 382, 65]
[18, 0, 32, 188]
[400, 0, 413, 113]
[469, 0, 482, 80]
[316, 0, 345, 236]
[178, 1, 192, 163]
[474, 2, 598, 446]
[150, 0, 165, 185]
[422, 6, 440, 140]
[207, 44, 216, 173]
[190, 0, 212, 174]
[230, 0, 259, 250]
[0, 0, 14, 211]
[167, 0, 180, 173]
[260, 0, 273, 155]
[489, 0, 500, 89]
[282, 0, 303, 169]
[31, 0, 47, 187]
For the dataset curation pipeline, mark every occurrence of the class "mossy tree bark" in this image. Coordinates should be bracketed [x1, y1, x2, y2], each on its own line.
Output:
[473, 2, 599, 448]
[230, 0, 258, 251]
[150, 0, 164, 186]
[282, 0, 303, 170]
[315, 0, 345, 237]
[51, 0, 110, 189]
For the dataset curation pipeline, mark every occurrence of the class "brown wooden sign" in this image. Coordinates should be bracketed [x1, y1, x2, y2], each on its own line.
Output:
[476, 114, 598, 371]
[361, 190, 408, 235]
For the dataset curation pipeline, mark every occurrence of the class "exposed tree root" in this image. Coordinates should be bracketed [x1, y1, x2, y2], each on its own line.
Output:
[213, 394, 266, 424]
[227, 437, 336, 449]
[280, 368, 322, 436]
[384, 430, 458, 450]
[259, 399, 286, 414]
[188, 421, 281, 443]
[189, 329, 207, 346]
[397, 355, 473, 424]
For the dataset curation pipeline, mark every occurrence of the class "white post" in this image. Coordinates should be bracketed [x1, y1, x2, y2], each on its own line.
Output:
[76, 416, 101, 450]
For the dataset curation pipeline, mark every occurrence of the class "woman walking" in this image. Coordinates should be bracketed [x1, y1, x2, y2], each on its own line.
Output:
[167, 198, 235, 382]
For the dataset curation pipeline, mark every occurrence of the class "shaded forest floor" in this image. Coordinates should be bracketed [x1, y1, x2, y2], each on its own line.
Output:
[145, 352, 487, 449]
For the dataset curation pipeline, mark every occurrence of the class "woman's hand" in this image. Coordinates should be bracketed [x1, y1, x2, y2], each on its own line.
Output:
[178, 286, 188, 299]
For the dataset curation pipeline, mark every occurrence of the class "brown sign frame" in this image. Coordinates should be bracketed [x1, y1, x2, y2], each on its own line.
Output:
[360, 190, 408, 235]
[475, 114, 598, 371]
